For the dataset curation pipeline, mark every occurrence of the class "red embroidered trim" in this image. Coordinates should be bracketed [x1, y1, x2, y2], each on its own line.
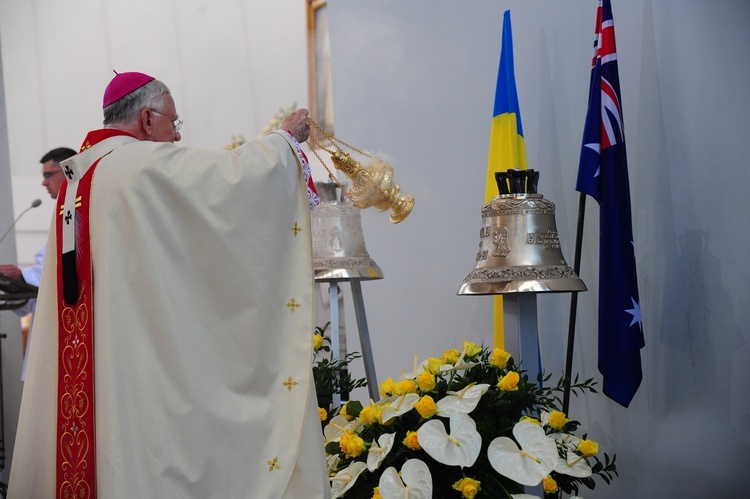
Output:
[55, 162, 100, 499]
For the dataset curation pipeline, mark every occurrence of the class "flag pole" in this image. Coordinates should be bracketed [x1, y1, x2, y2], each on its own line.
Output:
[562, 192, 587, 414]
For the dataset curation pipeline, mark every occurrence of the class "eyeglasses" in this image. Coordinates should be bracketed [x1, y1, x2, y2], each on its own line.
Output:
[151, 109, 183, 132]
[42, 170, 62, 180]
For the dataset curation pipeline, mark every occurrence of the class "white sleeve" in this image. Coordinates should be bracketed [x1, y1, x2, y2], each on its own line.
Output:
[15, 244, 45, 316]
[20, 244, 45, 287]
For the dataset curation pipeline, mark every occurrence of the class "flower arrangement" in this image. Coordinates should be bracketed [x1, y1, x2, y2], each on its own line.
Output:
[222, 103, 297, 151]
[258, 103, 298, 137]
[318, 340, 617, 499]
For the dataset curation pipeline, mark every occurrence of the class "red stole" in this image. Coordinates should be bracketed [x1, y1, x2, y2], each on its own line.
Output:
[55, 162, 99, 498]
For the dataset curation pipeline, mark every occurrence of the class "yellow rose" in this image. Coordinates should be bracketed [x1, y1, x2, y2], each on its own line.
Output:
[548, 410, 568, 430]
[519, 415, 540, 425]
[542, 475, 558, 494]
[462, 340, 483, 360]
[318, 407, 327, 421]
[414, 395, 438, 419]
[442, 348, 461, 365]
[402, 430, 421, 450]
[578, 438, 599, 457]
[416, 371, 436, 392]
[371, 487, 382, 499]
[339, 430, 365, 458]
[313, 333, 324, 351]
[358, 405, 381, 425]
[395, 379, 418, 395]
[498, 371, 520, 391]
[339, 403, 353, 421]
[452, 477, 481, 499]
[489, 347, 512, 369]
[379, 377, 396, 397]
[425, 357, 443, 375]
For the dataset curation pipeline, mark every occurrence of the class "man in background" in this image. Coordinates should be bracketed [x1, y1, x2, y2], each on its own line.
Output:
[9, 72, 329, 498]
[0, 147, 76, 378]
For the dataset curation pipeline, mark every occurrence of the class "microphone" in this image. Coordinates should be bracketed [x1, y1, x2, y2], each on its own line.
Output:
[0, 199, 43, 246]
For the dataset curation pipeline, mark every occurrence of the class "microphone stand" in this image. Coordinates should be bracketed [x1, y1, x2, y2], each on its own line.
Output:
[0, 314, 6, 497]
[0, 199, 42, 246]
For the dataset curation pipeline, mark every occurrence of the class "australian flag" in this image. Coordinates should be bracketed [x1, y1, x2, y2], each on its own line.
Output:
[576, 0, 644, 408]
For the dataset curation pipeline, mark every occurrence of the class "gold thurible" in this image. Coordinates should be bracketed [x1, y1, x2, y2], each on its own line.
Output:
[307, 120, 414, 224]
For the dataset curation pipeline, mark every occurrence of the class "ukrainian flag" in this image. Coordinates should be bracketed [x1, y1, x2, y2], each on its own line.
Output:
[486, 10, 528, 347]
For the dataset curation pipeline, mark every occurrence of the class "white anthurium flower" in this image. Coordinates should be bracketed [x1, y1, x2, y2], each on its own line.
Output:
[377, 395, 398, 407]
[404, 354, 422, 379]
[540, 410, 551, 426]
[380, 393, 420, 423]
[326, 453, 340, 473]
[554, 453, 593, 477]
[324, 415, 362, 444]
[436, 383, 490, 417]
[330, 461, 367, 499]
[439, 348, 479, 373]
[417, 412, 482, 468]
[367, 432, 396, 472]
[487, 421, 558, 486]
[378, 458, 433, 499]
[323, 415, 350, 443]
[419, 357, 441, 376]
[552, 432, 581, 452]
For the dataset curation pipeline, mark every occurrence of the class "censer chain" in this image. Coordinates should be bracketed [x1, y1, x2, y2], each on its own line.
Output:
[308, 119, 372, 159]
[305, 136, 350, 195]
[306, 119, 375, 197]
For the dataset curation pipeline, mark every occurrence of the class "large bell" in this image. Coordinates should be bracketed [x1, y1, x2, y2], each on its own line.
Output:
[312, 180, 384, 282]
[458, 170, 586, 295]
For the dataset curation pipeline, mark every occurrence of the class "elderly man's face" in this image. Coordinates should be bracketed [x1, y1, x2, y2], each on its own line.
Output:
[42, 160, 65, 199]
[149, 95, 182, 143]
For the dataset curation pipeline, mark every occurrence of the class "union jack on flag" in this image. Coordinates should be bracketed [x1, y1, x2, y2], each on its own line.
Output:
[576, 0, 644, 408]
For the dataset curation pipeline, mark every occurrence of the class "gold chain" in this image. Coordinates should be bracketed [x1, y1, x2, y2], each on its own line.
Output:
[306, 137, 348, 194]
[308, 120, 372, 158]
[306, 119, 373, 197]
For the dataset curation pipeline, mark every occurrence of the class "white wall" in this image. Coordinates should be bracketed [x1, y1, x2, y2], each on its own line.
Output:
[326, 0, 750, 497]
[2, 0, 749, 496]
[0, 35, 26, 490]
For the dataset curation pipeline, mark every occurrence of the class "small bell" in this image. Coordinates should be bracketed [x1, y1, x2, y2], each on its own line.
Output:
[312, 180, 384, 282]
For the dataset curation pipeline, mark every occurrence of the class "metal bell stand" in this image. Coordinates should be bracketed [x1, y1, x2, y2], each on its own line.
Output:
[317, 278, 380, 406]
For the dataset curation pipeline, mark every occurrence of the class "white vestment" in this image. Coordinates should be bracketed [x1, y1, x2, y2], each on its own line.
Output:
[8, 131, 331, 498]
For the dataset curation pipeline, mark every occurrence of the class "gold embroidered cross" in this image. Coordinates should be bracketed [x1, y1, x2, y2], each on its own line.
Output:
[291, 221, 303, 236]
[286, 298, 300, 312]
[266, 457, 280, 471]
[282, 376, 298, 391]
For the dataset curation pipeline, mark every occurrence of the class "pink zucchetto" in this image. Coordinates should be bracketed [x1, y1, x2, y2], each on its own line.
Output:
[102, 71, 155, 108]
